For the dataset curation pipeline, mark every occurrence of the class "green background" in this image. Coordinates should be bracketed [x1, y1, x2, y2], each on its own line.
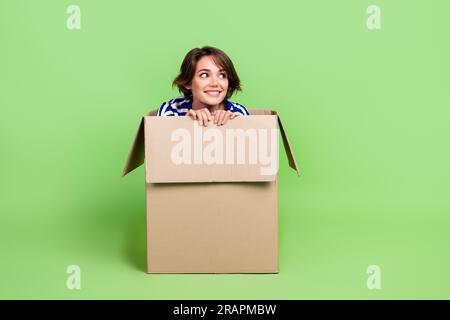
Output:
[1, 0, 449, 299]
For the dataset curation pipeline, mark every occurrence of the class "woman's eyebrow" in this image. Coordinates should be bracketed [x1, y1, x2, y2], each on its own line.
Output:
[197, 68, 226, 73]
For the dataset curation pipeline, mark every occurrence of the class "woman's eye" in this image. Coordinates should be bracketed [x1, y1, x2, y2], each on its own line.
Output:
[219, 73, 227, 78]
[200, 73, 208, 78]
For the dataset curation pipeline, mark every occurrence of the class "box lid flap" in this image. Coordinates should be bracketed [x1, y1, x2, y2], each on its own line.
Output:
[249, 109, 300, 175]
[121, 110, 155, 177]
[274, 111, 300, 176]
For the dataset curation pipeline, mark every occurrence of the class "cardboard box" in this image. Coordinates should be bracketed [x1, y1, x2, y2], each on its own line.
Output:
[122, 109, 299, 273]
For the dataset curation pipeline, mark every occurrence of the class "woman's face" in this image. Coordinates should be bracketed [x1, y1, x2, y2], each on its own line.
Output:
[187, 55, 229, 107]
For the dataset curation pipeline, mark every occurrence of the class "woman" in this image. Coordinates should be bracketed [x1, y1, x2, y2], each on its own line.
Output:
[157, 46, 250, 126]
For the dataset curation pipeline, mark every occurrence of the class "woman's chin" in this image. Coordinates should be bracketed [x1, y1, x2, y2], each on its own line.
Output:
[201, 97, 224, 106]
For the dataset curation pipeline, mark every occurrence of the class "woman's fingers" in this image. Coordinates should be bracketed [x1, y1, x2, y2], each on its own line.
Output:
[203, 108, 212, 122]
[193, 108, 212, 126]
[222, 111, 233, 125]
[230, 112, 240, 119]
[188, 109, 197, 120]
[201, 109, 211, 126]
[215, 110, 225, 126]
[190, 109, 240, 126]
[197, 111, 205, 126]
[213, 110, 221, 125]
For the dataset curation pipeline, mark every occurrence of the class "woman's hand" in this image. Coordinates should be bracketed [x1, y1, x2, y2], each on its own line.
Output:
[187, 108, 212, 126]
[212, 110, 240, 126]
[188, 108, 240, 126]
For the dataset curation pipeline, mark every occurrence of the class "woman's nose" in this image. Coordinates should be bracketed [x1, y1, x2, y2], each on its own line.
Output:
[209, 75, 218, 86]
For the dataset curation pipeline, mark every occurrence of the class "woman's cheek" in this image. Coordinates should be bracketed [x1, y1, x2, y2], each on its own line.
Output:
[221, 80, 229, 90]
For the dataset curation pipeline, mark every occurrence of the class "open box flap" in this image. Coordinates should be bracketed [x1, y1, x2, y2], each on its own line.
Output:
[121, 110, 156, 177]
[250, 109, 299, 176]
[275, 112, 300, 176]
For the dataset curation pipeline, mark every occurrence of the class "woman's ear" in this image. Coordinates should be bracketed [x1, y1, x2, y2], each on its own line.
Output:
[184, 84, 191, 90]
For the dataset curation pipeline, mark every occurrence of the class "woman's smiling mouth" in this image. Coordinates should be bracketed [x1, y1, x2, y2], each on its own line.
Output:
[204, 90, 222, 97]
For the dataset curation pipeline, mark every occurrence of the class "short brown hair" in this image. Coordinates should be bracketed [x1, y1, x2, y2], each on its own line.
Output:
[173, 46, 242, 100]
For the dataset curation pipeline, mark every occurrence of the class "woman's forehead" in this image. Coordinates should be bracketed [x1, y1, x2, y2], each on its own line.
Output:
[196, 55, 224, 71]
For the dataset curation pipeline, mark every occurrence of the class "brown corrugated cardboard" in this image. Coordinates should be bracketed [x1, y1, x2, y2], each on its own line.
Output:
[123, 109, 298, 273]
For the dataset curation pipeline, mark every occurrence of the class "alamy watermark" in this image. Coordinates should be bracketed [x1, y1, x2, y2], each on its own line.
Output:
[367, 5, 381, 30]
[66, 5, 81, 30]
[366, 264, 381, 290]
[66, 265, 81, 290]
[170, 122, 278, 175]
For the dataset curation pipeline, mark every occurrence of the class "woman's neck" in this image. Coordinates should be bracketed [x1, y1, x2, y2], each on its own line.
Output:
[191, 99, 225, 113]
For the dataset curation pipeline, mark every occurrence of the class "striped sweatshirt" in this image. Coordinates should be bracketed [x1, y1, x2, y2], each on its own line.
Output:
[157, 97, 250, 116]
